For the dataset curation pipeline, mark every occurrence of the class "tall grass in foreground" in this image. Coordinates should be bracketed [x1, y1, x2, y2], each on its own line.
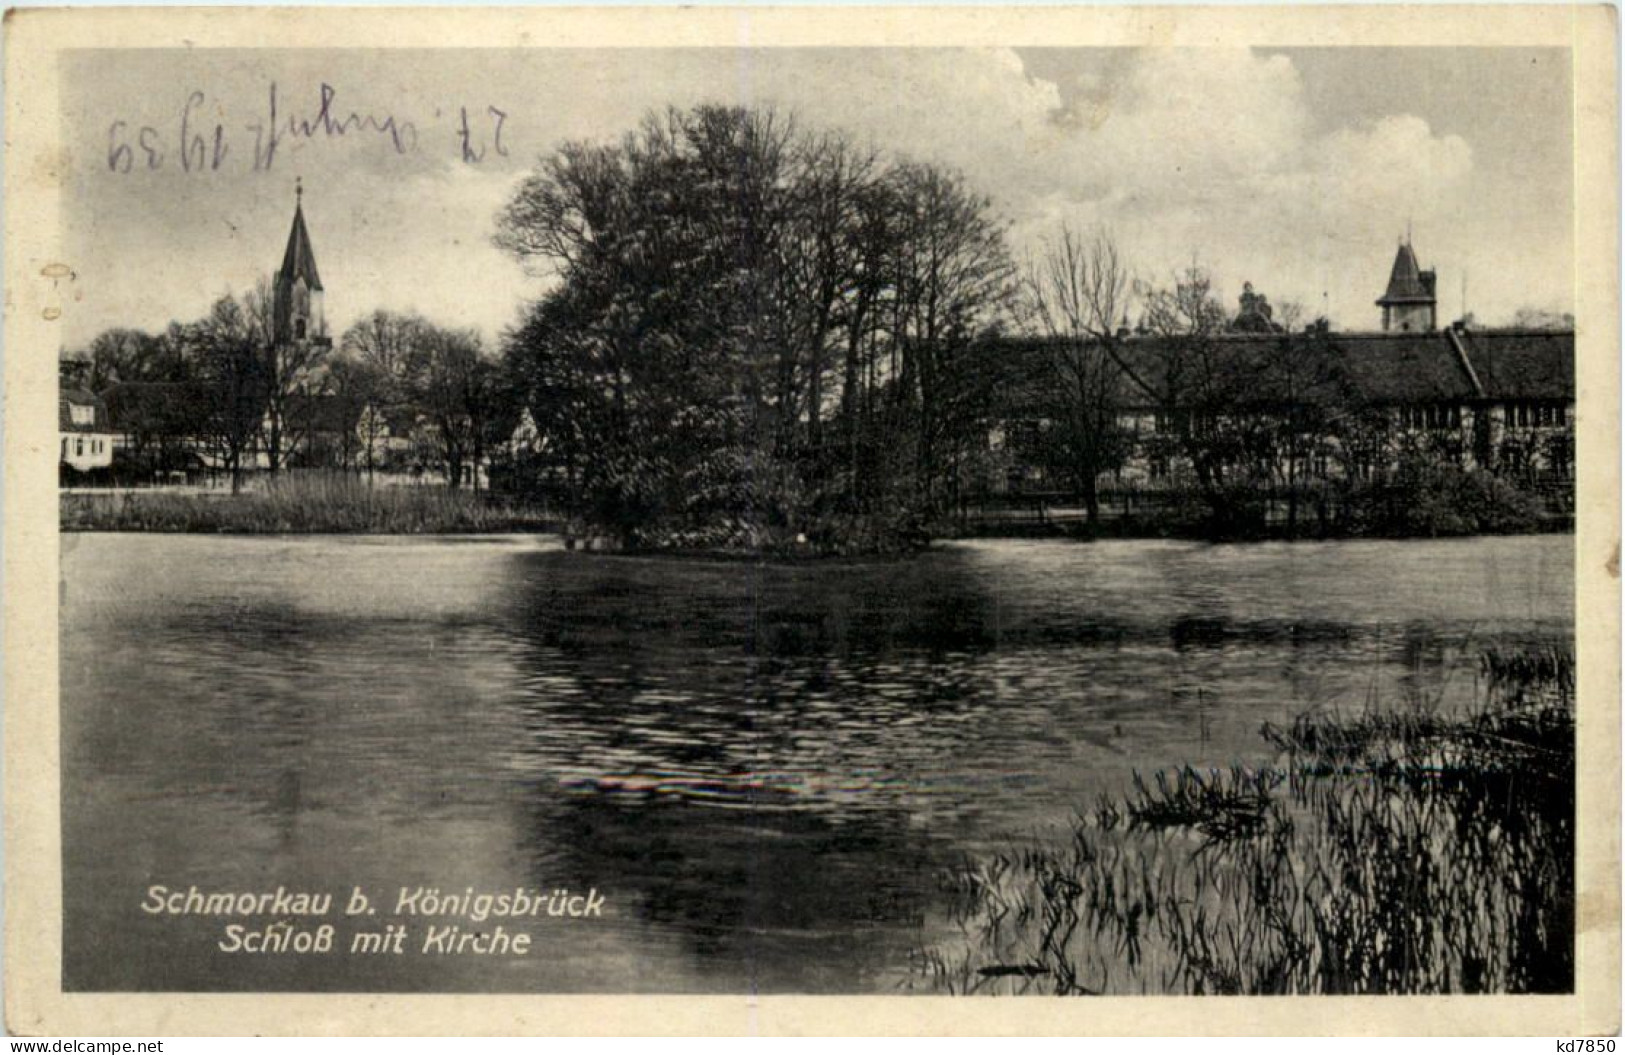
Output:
[916, 645, 1574, 995]
[61, 473, 556, 534]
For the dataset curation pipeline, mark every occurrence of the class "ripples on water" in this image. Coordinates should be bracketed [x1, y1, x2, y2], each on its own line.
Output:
[60, 533, 1573, 992]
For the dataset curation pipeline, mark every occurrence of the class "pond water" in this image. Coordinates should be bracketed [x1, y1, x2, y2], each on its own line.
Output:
[60, 533, 1573, 992]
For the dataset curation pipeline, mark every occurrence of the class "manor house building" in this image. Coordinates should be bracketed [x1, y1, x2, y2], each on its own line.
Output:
[993, 240, 1575, 500]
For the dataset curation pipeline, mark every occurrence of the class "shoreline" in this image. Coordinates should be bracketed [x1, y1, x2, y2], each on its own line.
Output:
[57, 476, 1575, 547]
[59, 519, 1575, 545]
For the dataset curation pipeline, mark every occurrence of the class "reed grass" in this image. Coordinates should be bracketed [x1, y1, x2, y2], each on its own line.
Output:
[60, 472, 556, 534]
[915, 643, 1574, 995]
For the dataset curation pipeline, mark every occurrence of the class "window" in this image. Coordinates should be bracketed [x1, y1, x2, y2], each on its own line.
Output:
[70, 404, 94, 426]
[295, 318, 307, 340]
[1400, 405, 1461, 431]
[75, 438, 84, 457]
[1506, 402, 1564, 428]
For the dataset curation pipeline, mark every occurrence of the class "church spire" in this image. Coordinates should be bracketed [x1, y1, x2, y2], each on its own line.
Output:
[273, 181, 328, 345]
[278, 180, 323, 293]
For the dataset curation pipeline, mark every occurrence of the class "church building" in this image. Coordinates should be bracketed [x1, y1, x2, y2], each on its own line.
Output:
[273, 180, 331, 351]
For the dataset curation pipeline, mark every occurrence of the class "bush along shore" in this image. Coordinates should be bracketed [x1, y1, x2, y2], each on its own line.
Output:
[956, 463, 1571, 544]
[60, 473, 557, 534]
[916, 644, 1574, 995]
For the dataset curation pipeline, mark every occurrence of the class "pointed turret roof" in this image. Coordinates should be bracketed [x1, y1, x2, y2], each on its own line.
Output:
[1377, 242, 1433, 306]
[278, 183, 323, 292]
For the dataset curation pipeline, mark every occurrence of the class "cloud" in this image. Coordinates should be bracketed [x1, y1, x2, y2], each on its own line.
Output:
[986, 50, 1487, 325]
[1086, 50, 1315, 186]
[58, 47, 1569, 349]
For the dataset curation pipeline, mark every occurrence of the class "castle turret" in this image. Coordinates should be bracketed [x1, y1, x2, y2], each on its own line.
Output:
[273, 180, 329, 347]
[1377, 240, 1437, 333]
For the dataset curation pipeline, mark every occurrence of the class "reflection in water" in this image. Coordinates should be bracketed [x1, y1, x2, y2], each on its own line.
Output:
[61, 534, 1573, 992]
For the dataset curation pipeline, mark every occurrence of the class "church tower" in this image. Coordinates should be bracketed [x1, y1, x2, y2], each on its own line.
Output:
[273, 180, 330, 348]
[1376, 239, 1437, 333]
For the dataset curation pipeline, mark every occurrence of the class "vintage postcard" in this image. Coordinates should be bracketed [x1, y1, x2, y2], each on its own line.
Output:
[5, 4, 1619, 1037]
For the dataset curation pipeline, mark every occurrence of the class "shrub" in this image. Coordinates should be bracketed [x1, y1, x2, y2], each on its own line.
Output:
[60, 471, 555, 534]
[1346, 457, 1545, 537]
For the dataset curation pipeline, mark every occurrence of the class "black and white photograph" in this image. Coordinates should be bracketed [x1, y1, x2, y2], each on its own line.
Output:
[7, 4, 1619, 1036]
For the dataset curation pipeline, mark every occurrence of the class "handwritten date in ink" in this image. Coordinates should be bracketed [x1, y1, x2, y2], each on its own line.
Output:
[105, 83, 507, 174]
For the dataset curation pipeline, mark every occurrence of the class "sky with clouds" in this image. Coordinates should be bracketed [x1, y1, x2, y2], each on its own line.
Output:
[60, 46, 1574, 351]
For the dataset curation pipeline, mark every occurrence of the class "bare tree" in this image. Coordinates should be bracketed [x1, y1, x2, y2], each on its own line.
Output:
[884, 161, 1016, 511]
[1275, 299, 1306, 335]
[1023, 226, 1133, 524]
[77, 327, 190, 389]
[1510, 306, 1575, 331]
[1136, 266, 1255, 528]
[191, 294, 269, 494]
[324, 353, 390, 475]
[355, 404, 391, 483]
[1140, 270, 1355, 534]
[1251, 322, 1349, 532]
[406, 326, 486, 489]
[340, 309, 430, 395]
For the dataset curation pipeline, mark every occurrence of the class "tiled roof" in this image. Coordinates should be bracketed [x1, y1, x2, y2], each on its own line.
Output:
[1325, 333, 1477, 403]
[285, 392, 360, 434]
[102, 381, 215, 435]
[1458, 329, 1575, 400]
[991, 328, 1574, 414]
[1109, 334, 1364, 407]
[59, 388, 108, 433]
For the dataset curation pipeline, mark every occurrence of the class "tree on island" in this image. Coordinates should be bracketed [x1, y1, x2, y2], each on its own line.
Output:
[496, 104, 1014, 551]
